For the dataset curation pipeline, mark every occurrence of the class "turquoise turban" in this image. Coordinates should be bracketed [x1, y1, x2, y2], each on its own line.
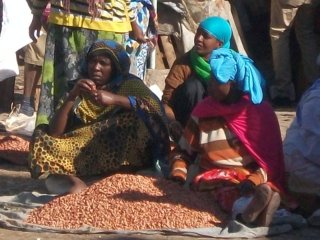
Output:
[209, 48, 266, 104]
[199, 16, 232, 49]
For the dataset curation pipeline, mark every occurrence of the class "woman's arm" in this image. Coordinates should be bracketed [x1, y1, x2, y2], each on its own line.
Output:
[130, 20, 149, 44]
[49, 78, 96, 136]
[29, 0, 50, 40]
[48, 95, 76, 137]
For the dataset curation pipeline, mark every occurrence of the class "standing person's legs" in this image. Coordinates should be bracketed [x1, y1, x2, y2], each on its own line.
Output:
[21, 63, 42, 115]
[0, 77, 15, 113]
[21, 30, 47, 116]
[269, 0, 298, 103]
[295, 3, 320, 86]
[0, 32, 46, 136]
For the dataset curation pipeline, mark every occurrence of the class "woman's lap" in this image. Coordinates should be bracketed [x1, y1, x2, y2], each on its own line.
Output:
[29, 112, 152, 178]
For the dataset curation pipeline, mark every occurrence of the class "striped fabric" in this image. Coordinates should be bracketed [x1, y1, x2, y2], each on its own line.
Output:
[170, 116, 267, 186]
[31, 0, 134, 32]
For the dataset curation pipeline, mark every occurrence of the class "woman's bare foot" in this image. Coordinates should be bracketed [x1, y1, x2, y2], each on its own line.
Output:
[256, 191, 281, 226]
[45, 174, 87, 195]
[241, 183, 273, 224]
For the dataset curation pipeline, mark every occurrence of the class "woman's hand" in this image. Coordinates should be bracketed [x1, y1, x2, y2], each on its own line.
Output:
[29, 15, 43, 42]
[68, 79, 97, 100]
[94, 90, 117, 106]
[70, 81, 131, 108]
[129, 20, 157, 51]
[94, 90, 132, 109]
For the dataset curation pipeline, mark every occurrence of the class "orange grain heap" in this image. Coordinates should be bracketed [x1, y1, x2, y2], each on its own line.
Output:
[26, 174, 225, 230]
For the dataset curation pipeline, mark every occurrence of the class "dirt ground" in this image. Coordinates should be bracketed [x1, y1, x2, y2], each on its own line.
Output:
[0, 69, 319, 239]
[1, 156, 320, 240]
[1, 111, 320, 240]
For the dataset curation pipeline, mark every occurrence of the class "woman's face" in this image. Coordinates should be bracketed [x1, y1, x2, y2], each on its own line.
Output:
[194, 27, 222, 60]
[87, 55, 113, 88]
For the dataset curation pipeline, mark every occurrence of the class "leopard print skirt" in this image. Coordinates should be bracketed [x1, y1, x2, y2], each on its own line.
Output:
[28, 112, 153, 178]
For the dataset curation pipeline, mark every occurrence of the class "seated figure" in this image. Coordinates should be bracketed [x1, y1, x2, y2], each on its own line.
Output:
[169, 48, 287, 227]
[28, 40, 170, 195]
[161, 16, 232, 141]
[283, 79, 320, 218]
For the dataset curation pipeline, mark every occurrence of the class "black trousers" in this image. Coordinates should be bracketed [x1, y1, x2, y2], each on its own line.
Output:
[169, 77, 207, 127]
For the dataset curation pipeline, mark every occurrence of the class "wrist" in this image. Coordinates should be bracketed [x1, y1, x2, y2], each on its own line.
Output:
[66, 93, 78, 102]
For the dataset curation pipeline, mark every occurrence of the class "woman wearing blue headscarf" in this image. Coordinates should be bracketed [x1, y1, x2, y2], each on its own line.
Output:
[161, 16, 233, 141]
[169, 47, 290, 227]
[28, 40, 170, 195]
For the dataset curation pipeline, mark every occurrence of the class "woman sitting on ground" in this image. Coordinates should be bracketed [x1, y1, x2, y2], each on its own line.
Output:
[169, 48, 288, 227]
[28, 40, 170, 194]
[161, 16, 232, 141]
[283, 78, 320, 220]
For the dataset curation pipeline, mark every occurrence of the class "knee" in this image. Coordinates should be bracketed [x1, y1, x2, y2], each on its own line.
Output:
[172, 79, 206, 102]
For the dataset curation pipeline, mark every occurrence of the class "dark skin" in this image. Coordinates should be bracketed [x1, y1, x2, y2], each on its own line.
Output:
[164, 27, 223, 142]
[130, 20, 156, 46]
[28, 0, 50, 41]
[194, 27, 223, 60]
[49, 55, 131, 137]
[46, 54, 132, 195]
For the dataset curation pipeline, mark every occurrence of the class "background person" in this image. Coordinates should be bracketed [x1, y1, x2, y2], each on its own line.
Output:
[269, 0, 320, 107]
[0, 0, 32, 114]
[29, 0, 149, 126]
[283, 78, 320, 217]
[126, 0, 158, 80]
